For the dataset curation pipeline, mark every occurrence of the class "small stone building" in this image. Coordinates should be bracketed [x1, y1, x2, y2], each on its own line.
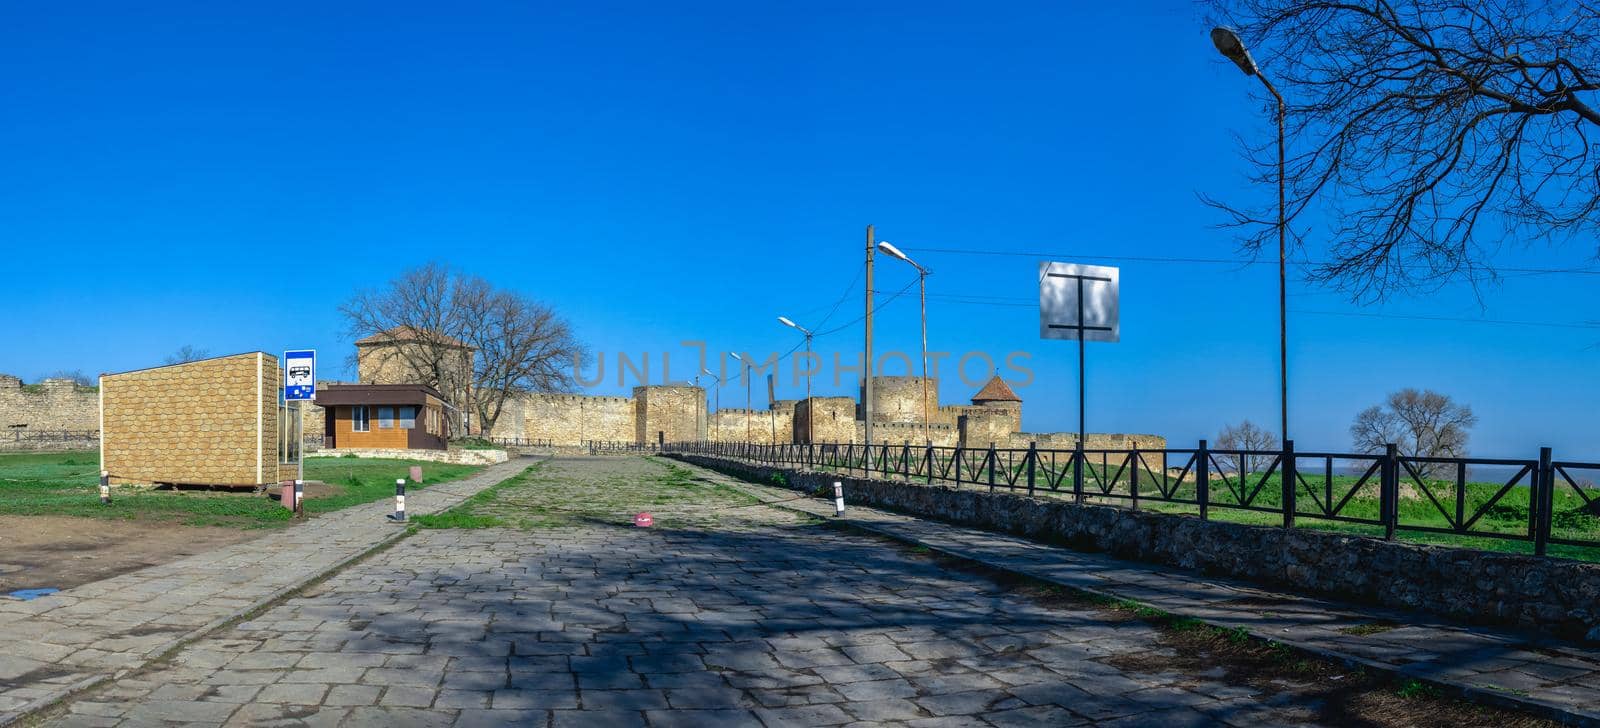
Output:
[314, 384, 447, 451]
[100, 352, 281, 487]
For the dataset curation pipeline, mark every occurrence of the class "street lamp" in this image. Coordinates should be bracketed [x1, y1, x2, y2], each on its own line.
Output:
[778, 316, 815, 444]
[729, 353, 752, 442]
[876, 241, 932, 445]
[1212, 26, 1290, 443]
[701, 367, 720, 441]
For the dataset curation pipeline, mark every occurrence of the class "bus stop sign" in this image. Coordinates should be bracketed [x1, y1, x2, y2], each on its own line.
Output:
[284, 350, 316, 401]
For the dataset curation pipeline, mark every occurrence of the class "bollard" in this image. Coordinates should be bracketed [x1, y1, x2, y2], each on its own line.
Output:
[832, 481, 845, 517]
[387, 478, 407, 522]
[294, 480, 305, 518]
[280, 479, 295, 510]
[409, 465, 423, 483]
[99, 471, 111, 505]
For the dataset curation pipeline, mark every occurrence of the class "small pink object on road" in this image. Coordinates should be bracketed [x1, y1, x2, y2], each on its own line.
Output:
[634, 512, 654, 528]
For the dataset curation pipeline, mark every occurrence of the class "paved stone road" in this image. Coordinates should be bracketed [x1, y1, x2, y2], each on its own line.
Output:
[43, 456, 1382, 727]
[679, 456, 1600, 726]
[0, 458, 532, 725]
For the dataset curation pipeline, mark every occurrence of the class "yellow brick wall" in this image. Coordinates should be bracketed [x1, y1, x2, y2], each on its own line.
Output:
[101, 352, 281, 486]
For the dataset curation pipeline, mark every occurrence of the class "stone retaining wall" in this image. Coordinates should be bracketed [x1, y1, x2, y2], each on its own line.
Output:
[673, 454, 1600, 642]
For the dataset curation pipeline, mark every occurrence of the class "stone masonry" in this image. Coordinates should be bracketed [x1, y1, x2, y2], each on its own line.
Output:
[633, 385, 706, 445]
[100, 352, 281, 486]
[0, 375, 98, 432]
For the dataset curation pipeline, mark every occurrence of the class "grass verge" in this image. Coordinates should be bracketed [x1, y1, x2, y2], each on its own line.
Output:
[0, 451, 483, 528]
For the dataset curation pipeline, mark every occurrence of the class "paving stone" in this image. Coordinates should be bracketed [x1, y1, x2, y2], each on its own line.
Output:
[33, 456, 1593, 728]
[324, 684, 383, 707]
[255, 682, 329, 705]
[452, 709, 548, 727]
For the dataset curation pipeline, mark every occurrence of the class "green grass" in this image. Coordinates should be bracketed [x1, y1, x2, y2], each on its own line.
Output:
[813, 455, 1600, 561]
[0, 450, 482, 528]
[418, 457, 780, 530]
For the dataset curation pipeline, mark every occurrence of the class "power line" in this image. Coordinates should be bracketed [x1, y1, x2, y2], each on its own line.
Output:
[1290, 310, 1600, 331]
[904, 246, 1600, 277]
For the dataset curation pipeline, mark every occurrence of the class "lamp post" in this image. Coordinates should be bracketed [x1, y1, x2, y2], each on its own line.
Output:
[701, 367, 720, 441]
[729, 353, 751, 441]
[876, 241, 932, 445]
[1212, 26, 1289, 444]
[778, 316, 814, 444]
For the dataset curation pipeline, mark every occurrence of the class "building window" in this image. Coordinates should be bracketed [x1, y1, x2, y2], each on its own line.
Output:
[398, 406, 417, 429]
[378, 406, 395, 429]
[351, 406, 370, 432]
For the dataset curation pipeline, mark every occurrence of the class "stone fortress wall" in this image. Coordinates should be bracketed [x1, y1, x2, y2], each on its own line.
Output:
[0, 375, 99, 432]
[4, 337, 1163, 454]
[487, 372, 1166, 451]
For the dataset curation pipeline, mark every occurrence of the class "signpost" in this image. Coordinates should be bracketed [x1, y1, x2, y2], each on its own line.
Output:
[1039, 263, 1120, 447]
[283, 350, 316, 489]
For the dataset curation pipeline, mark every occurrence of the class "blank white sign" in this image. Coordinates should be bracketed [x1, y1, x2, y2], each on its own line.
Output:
[1039, 261, 1120, 343]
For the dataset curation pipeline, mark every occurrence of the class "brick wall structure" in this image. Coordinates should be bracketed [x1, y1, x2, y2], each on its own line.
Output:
[101, 352, 280, 486]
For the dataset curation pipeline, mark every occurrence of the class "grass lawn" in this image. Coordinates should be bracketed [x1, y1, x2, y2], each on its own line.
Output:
[812, 453, 1600, 561]
[415, 456, 790, 530]
[0, 450, 482, 528]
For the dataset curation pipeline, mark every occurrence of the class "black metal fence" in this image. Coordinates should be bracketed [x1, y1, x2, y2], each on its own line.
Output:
[666, 440, 1600, 556]
[1, 429, 99, 451]
[587, 440, 661, 454]
[488, 437, 556, 448]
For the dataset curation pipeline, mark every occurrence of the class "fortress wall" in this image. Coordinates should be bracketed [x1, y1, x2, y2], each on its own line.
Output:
[0, 376, 99, 432]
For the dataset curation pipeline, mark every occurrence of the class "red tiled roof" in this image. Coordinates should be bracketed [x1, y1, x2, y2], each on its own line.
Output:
[971, 376, 1021, 403]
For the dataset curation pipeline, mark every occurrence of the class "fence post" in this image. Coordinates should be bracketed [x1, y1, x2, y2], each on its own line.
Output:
[1196, 440, 1209, 521]
[901, 444, 910, 481]
[1026, 441, 1037, 496]
[1073, 440, 1085, 504]
[926, 444, 935, 485]
[953, 446, 963, 489]
[1281, 440, 1296, 529]
[987, 444, 997, 492]
[1535, 446, 1554, 556]
[1129, 443, 1140, 511]
[1382, 443, 1398, 540]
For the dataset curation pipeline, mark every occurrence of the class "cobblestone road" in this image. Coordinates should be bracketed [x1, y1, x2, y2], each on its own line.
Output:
[39, 457, 1435, 726]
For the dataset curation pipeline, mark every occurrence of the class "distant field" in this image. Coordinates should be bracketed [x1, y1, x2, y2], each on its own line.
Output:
[0, 451, 482, 528]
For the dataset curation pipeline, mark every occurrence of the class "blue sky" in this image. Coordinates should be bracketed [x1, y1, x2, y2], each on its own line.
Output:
[3, 2, 1597, 457]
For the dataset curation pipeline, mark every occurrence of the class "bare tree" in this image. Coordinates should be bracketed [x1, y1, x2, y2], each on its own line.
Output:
[163, 345, 211, 365]
[342, 264, 475, 434]
[1203, 0, 1600, 301]
[1217, 419, 1281, 475]
[1350, 388, 1477, 476]
[455, 278, 584, 435]
[340, 263, 584, 437]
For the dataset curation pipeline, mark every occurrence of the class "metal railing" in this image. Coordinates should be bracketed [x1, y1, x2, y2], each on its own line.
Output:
[488, 437, 556, 448]
[586, 440, 661, 454]
[665, 439, 1600, 556]
[1, 429, 99, 450]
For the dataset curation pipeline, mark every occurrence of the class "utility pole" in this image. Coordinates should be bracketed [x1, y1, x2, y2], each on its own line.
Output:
[864, 225, 875, 450]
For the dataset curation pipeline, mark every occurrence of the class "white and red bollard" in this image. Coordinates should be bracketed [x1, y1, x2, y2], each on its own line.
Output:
[294, 480, 305, 518]
[833, 481, 845, 517]
[387, 478, 407, 522]
[99, 471, 111, 505]
[634, 512, 654, 528]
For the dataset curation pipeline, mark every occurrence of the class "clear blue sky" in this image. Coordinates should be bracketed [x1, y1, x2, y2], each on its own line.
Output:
[4, 2, 1597, 457]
